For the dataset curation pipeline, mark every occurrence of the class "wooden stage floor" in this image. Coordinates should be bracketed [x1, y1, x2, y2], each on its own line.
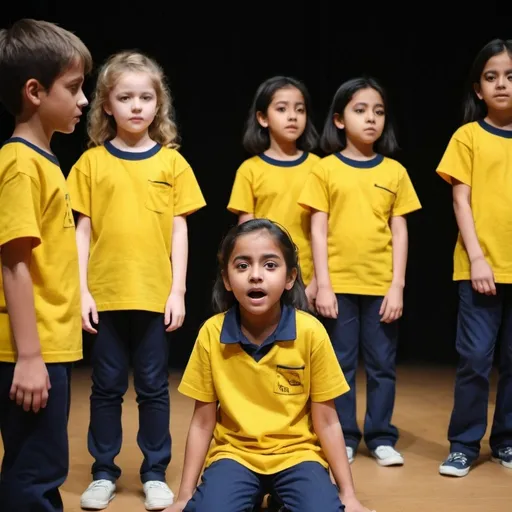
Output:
[1, 365, 510, 511]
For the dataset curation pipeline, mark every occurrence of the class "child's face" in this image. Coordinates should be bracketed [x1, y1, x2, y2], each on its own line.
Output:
[37, 58, 88, 134]
[257, 86, 307, 145]
[223, 230, 296, 316]
[476, 50, 512, 113]
[105, 71, 158, 137]
[335, 87, 385, 148]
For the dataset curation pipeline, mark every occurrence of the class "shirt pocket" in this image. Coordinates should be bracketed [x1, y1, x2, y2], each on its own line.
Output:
[371, 183, 396, 218]
[274, 364, 305, 396]
[145, 180, 173, 213]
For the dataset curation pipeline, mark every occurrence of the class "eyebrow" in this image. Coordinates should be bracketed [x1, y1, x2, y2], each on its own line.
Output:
[484, 68, 512, 73]
[354, 102, 385, 108]
[274, 100, 305, 105]
[232, 253, 282, 262]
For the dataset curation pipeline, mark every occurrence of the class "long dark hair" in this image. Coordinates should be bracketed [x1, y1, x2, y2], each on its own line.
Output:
[462, 38, 512, 124]
[211, 218, 309, 313]
[320, 76, 399, 156]
[242, 76, 318, 155]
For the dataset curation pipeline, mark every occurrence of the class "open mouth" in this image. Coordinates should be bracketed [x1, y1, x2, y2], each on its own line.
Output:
[248, 290, 267, 299]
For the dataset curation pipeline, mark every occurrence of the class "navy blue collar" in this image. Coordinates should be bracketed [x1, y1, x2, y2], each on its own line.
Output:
[220, 304, 297, 345]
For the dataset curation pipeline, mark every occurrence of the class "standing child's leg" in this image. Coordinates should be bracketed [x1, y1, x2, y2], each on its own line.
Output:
[360, 295, 401, 466]
[489, 284, 512, 469]
[321, 294, 360, 462]
[0, 363, 71, 512]
[271, 461, 343, 512]
[131, 310, 173, 509]
[81, 311, 130, 509]
[440, 281, 502, 477]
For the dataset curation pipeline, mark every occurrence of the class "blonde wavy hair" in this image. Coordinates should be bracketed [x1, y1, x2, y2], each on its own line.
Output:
[87, 50, 179, 148]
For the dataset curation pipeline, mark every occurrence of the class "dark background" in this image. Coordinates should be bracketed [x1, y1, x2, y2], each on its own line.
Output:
[1, 8, 510, 368]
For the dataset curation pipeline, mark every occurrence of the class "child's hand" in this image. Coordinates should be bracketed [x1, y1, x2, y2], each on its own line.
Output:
[315, 286, 338, 319]
[165, 291, 185, 332]
[163, 499, 188, 512]
[470, 256, 496, 295]
[305, 282, 318, 312]
[379, 283, 403, 323]
[341, 494, 376, 512]
[81, 291, 99, 334]
[11, 354, 51, 413]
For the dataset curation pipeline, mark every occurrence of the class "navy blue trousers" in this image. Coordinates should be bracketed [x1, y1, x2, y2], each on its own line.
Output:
[448, 281, 512, 460]
[321, 294, 399, 451]
[0, 363, 71, 512]
[87, 310, 171, 483]
[184, 459, 344, 512]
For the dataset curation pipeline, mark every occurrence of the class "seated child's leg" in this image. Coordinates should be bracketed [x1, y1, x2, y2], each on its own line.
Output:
[271, 462, 343, 512]
[0, 363, 71, 512]
[184, 459, 263, 512]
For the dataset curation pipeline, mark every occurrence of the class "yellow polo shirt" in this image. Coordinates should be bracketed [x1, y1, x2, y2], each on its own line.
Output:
[178, 304, 349, 474]
[227, 152, 320, 285]
[0, 138, 82, 363]
[298, 153, 421, 295]
[66, 141, 206, 312]
[437, 119, 512, 283]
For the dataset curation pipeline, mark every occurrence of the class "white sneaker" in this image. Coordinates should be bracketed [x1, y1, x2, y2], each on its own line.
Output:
[371, 445, 404, 466]
[143, 481, 174, 510]
[346, 446, 355, 464]
[80, 480, 116, 510]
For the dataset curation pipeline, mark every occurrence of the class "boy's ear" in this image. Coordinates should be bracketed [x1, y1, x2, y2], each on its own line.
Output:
[23, 79, 45, 108]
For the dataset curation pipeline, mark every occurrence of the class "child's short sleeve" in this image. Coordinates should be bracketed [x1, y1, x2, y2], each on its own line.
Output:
[310, 325, 350, 402]
[297, 163, 330, 213]
[227, 163, 255, 215]
[67, 154, 92, 217]
[392, 168, 422, 217]
[178, 325, 217, 403]
[436, 126, 473, 186]
[172, 152, 206, 217]
[0, 172, 41, 248]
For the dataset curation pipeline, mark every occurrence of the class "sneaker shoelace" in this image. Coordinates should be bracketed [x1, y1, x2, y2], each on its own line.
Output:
[447, 452, 468, 465]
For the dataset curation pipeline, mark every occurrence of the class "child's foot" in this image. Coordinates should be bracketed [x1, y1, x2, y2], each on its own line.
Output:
[491, 447, 512, 469]
[80, 480, 116, 510]
[346, 446, 355, 464]
[439, 452, 472, 477]
[371, 445, 404, 466]
[143, 481, 174, 510]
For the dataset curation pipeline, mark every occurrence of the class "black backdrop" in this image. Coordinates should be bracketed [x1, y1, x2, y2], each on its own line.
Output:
[1, 8, 510, 368]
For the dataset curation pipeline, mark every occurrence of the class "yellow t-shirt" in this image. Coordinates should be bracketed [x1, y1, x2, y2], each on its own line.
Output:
[227, 153, 320, 285]
[0, 138, 82, 363]
[66, 141, 206, 312]
[178, 304, 349, 475]
[298, 153, 421, 295]
[437, 120, 512, 283]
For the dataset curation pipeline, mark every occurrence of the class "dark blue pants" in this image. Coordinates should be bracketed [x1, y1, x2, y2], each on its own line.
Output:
[184, 459, 344, 512]
[0, 363, 71, 512]
[87, 310, 171, 483]
[321, 294, 399, 451]
[448, 281, 512, 460]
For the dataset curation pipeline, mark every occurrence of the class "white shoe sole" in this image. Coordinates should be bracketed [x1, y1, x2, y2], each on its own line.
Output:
[80, 493, 115, 510]
[491, 456, 512, 469]
[439, 465, 469, 477]
[144, 498, 174, 511]
[374, 456, 404, 467]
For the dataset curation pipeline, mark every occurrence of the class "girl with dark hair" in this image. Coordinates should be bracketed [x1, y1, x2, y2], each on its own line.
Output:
[165, 219, 374, 512]
[227, 76, 320, 310]
[436, 38, 512, 477]
[299, 76, 421, 468]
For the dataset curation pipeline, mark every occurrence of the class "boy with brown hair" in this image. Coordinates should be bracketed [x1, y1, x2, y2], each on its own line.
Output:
[0, 18, 92, 511]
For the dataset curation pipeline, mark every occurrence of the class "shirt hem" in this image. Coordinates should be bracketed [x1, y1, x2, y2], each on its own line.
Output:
[178, 382, 217, 403]
[205, 452, 328, 475]
[0, 349, 83, 364]
[95, 301, 166, 313]
[453, 272, 512, 284]
[331, 284, 390, 295]
[174, 200, 206, 217]
[311, 383, 350, 402]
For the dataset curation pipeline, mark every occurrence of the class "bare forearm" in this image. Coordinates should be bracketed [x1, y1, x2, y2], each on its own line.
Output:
[454, 199, 483, 262]
[238, 213, 254, 224]
[2, 246, 40, 358]
[76, 215, 91, 293]
[176, 423, 213, 500]
[311, 212, 331, 289]
[171, 216, 188, 294]
[390, 217, 408, 288]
